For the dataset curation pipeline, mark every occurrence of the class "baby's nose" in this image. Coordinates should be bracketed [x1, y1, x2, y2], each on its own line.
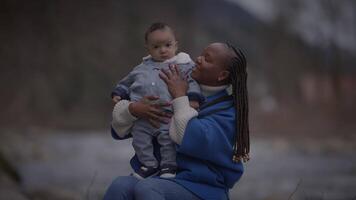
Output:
[160, 47, 168, 52]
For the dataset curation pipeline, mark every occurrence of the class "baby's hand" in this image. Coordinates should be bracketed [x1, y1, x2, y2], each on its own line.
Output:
[189, 100, 199, 109]
[112, 95, 122, 103]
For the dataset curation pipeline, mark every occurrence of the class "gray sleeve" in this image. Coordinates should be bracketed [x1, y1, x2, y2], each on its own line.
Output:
[187, 73, 201, 94]
[116, 70, 135, 91]
[179, 62, 203, 103]
[112, 65, 141, 99]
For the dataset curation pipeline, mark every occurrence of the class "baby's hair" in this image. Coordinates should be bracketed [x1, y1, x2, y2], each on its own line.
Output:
[144, 22, 176, 43]
[225, 43, 250, 163]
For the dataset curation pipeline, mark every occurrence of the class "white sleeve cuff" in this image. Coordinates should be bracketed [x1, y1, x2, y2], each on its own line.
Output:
[169, 96, 198, 144]
[111, 100, 137, 138]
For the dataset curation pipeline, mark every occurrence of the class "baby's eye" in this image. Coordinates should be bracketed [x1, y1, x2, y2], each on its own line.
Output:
[166, 43, 172, 47]
[153, 46, 159, 49]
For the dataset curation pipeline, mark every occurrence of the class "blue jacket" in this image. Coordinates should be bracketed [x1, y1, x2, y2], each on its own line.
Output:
[111, 90, 243, 199]
[173, 90, 243, 199]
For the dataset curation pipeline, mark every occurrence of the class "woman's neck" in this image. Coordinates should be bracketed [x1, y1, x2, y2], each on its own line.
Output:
[200, 84, 229, 97]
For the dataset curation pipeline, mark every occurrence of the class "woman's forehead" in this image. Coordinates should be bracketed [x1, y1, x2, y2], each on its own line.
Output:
[204, 43, 230, 62]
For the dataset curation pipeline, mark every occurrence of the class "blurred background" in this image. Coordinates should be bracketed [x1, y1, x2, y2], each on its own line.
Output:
[1, 0, 355, 199]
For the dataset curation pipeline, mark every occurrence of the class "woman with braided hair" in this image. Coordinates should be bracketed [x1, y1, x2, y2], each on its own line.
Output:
[104, 42, 249, 200]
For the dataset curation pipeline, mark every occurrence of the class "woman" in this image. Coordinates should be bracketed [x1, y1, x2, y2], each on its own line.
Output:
[104, 42, 249, 200]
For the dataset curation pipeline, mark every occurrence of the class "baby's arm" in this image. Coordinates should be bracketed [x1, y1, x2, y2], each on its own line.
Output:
[111, 66, 140, 103]
[112, 95, 122, 103]
[111, 85, 129, 103]
[111, 81, 130, 103]
[183, 64, 204, 106]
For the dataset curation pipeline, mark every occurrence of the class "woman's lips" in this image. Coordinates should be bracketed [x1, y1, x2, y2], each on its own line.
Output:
[191, 68, 199, 78]
[192, 66, 200, 72]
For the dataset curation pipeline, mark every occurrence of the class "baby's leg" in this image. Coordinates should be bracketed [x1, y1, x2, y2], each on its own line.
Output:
[157, 131, 176, 167]
[132, 120, 158, 168]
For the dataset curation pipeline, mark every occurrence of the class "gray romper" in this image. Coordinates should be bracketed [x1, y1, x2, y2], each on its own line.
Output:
[112, 53, 202, 168]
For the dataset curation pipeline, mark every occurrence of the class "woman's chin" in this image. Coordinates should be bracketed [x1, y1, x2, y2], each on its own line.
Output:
[191, 71, 198, 80]
[192, 76, 200, 83]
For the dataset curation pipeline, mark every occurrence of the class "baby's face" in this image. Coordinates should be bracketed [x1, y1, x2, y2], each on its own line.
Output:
[146, 28, 177, 62]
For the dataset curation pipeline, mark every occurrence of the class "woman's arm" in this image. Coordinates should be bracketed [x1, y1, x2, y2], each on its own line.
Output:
[111, 100, 137, 138]
[159, 64, 199, 144]
[111, 96, 172, 138]
[169, 96, 198, 144]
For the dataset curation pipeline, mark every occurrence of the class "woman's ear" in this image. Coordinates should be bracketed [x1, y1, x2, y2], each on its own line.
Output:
[218, 70, 230, 82]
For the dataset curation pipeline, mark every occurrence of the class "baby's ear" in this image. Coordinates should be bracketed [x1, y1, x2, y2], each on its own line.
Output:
[218, 70, 230, 82]
[174, 41, 179, 52]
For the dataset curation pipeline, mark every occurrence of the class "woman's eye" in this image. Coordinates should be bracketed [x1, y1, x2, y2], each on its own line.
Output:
[204, 56, 210, 63]
[204, 55, 213, 63]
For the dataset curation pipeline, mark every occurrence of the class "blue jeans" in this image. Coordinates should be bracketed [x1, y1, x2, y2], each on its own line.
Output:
[103, 176, 201, 200]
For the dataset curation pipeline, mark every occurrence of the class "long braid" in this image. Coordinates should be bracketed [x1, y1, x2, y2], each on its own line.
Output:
[226, 43, 250, 163]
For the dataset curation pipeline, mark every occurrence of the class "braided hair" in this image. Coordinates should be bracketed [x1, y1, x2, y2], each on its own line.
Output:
[225, 43, 250, 163]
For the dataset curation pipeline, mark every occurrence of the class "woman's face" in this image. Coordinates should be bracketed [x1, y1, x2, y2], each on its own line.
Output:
[191, 43, 230, 86]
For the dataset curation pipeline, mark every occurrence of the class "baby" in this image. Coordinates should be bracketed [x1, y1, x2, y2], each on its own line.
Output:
[111, 22, 202, 179]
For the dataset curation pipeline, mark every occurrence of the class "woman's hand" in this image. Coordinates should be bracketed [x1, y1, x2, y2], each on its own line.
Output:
[159, 64, 188, 99]
[129, 96, 172, 128]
